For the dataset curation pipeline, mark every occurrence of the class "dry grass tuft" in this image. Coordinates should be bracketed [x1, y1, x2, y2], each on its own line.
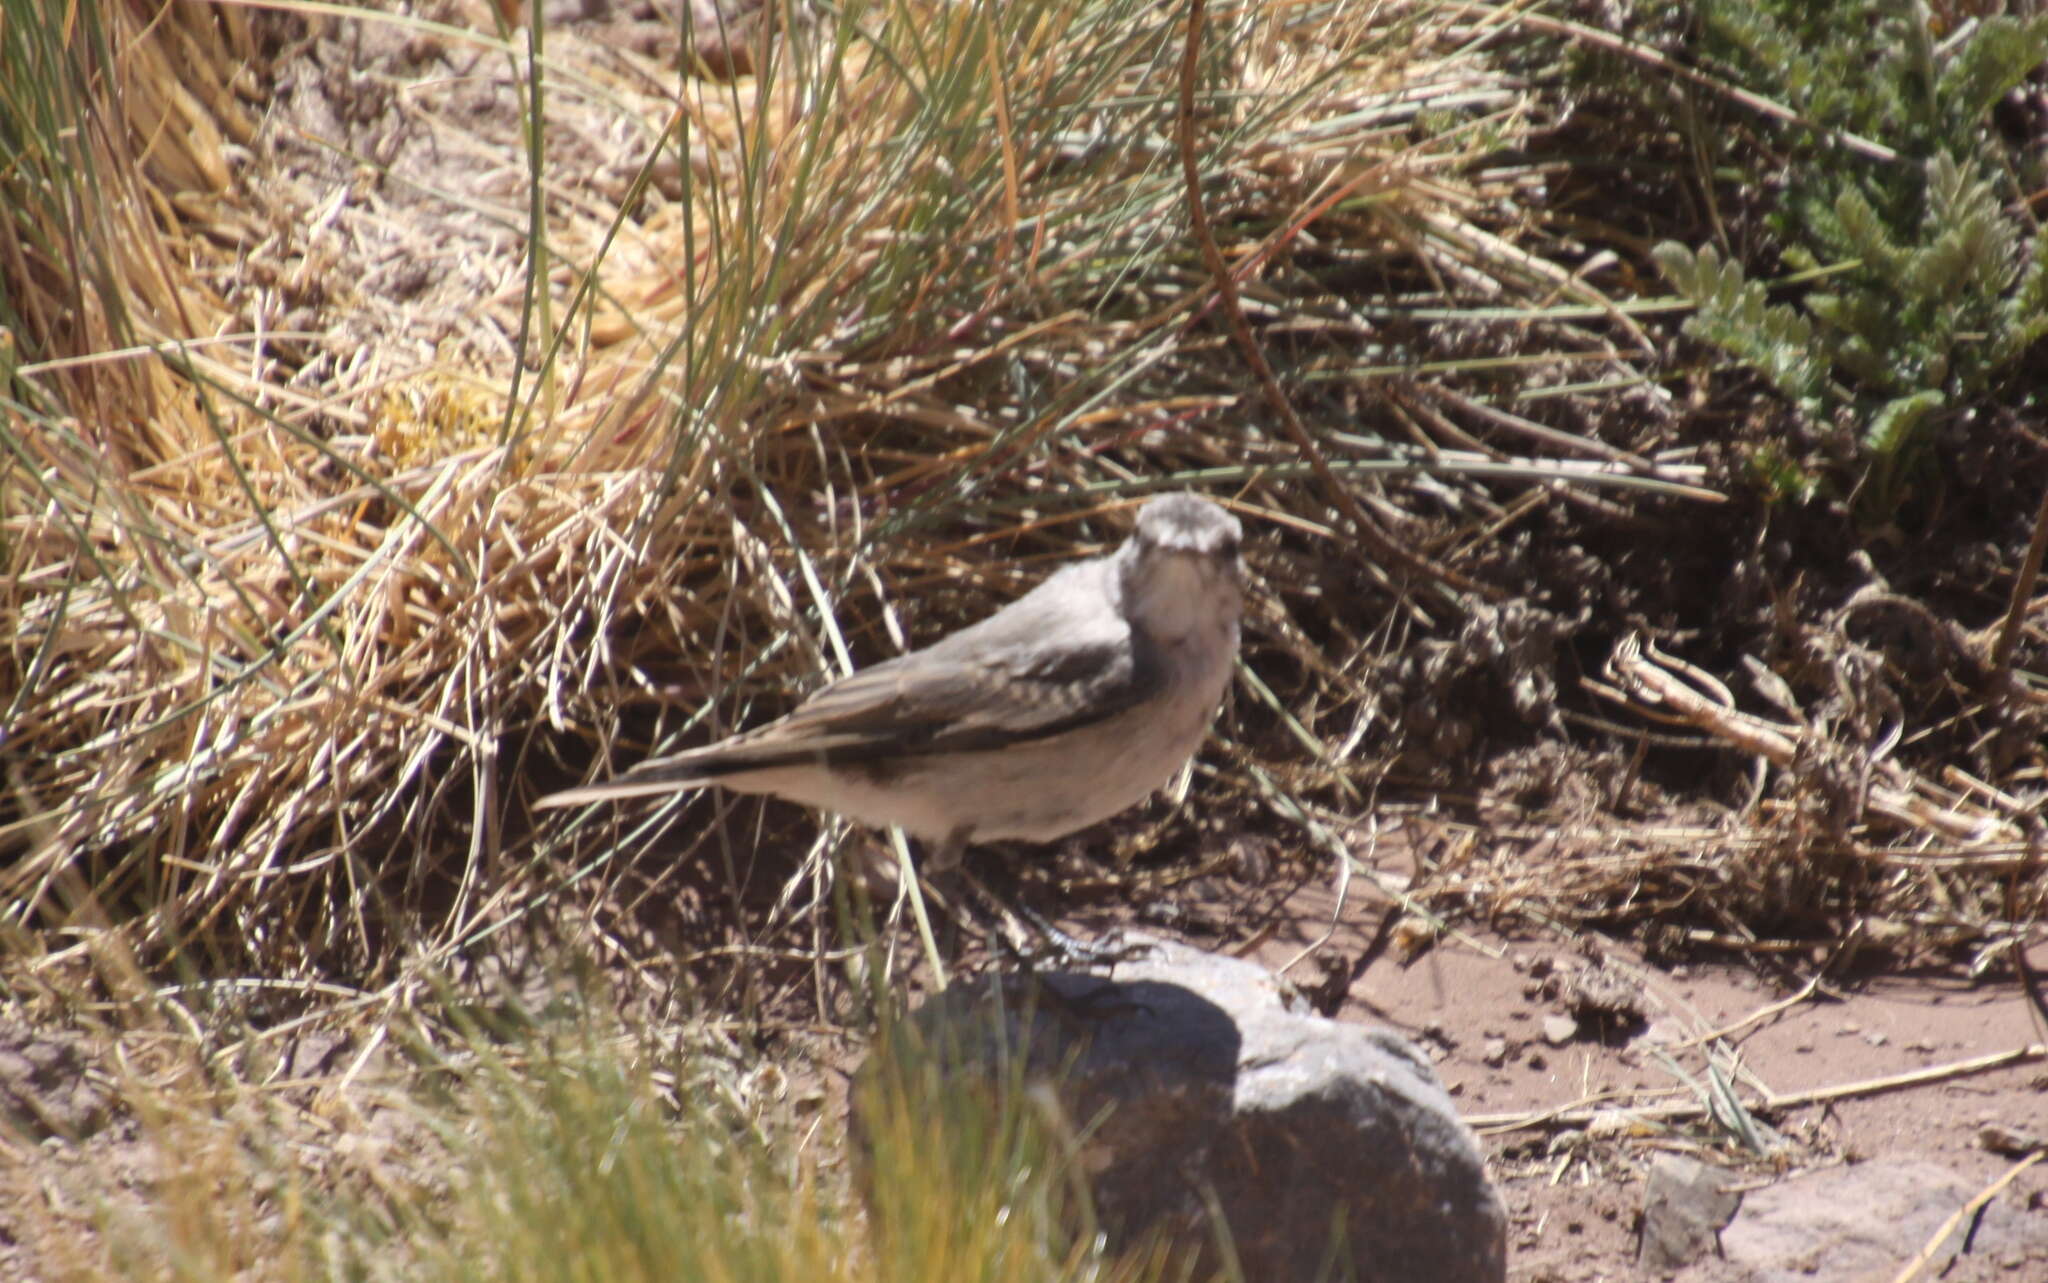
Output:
[2, 936, 1170, 1283]
[2, 0, 2039, 1013]
[2, 0, 1541, 980]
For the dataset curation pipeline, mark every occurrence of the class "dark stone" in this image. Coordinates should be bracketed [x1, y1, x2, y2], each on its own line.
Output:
[862, 936, 1506, 1283]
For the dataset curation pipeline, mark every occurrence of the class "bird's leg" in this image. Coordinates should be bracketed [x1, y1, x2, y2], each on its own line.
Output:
[916, 826, 1145, 968]
[927, 825, 971, 873]
[911, 825, 1029, 957]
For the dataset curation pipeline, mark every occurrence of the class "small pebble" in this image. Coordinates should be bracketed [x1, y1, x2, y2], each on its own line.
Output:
[1978, 1123, 2046, 1157]
[1636, 1018, 1685, 1046]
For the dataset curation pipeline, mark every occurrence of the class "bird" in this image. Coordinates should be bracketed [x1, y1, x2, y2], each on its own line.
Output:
[535, 492, 1245, 876]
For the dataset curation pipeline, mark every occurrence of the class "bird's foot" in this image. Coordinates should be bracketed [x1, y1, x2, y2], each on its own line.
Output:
[937, 864, 1153, 972]
[996, 915, 1153, 971]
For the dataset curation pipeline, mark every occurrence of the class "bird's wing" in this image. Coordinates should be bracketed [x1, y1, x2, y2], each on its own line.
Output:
[770, 620, 1160, 755]
[536, 559, 1158, 807]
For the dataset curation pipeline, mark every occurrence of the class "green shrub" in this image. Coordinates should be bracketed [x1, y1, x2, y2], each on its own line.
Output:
[1650, 1, 2048, 514]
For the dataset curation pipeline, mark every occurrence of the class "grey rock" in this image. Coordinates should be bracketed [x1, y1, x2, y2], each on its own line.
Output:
[864, 935, 1506, 1283]
[1702, 1158, 2048, 1282]
[1639, 1154, 1740, 1270]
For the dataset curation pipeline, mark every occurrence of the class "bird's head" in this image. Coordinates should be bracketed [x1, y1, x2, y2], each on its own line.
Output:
[1120, 493, 1243, 643]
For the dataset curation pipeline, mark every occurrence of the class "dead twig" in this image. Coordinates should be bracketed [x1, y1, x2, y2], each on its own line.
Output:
[1469, 1043, 2048, 1135]
[1988, 486, 2048, 691]
[1886, 1150, 2045, 1283]
[1175, 0, 1500, 602]
[1589, 634, 2025, 846]
[1512, 12, 1899, 164]
[1674, 970, 1835, 1050]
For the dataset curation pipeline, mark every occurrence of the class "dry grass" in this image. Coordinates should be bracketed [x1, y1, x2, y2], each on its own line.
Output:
[3, 943, 1168, 1283]
[0, 0, 1550, 977]
[2, 0, 2039, 1017]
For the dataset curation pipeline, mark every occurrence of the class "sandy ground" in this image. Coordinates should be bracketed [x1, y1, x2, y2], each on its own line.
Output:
[1095, 856, 2048, 1282]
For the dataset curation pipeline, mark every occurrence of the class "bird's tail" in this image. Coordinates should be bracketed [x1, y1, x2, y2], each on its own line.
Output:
[532, 736, 836, 810]
[532, 766, 717, 809]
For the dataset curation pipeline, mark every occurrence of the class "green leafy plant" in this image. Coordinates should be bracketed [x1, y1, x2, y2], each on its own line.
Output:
[1650, 1, 2048, 515]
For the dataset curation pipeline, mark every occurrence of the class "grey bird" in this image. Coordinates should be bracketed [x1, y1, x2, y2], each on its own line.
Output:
[535, 493, 1244, 872]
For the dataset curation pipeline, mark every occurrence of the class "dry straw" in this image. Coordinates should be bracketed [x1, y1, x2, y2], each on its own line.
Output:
[1, 0, 1534, 980]
[4, 0, 2034, 1000]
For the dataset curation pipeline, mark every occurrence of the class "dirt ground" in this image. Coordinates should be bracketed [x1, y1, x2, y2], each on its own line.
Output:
[2, 828, 2042, 1281]
[1043, 833, 2048, 1282]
